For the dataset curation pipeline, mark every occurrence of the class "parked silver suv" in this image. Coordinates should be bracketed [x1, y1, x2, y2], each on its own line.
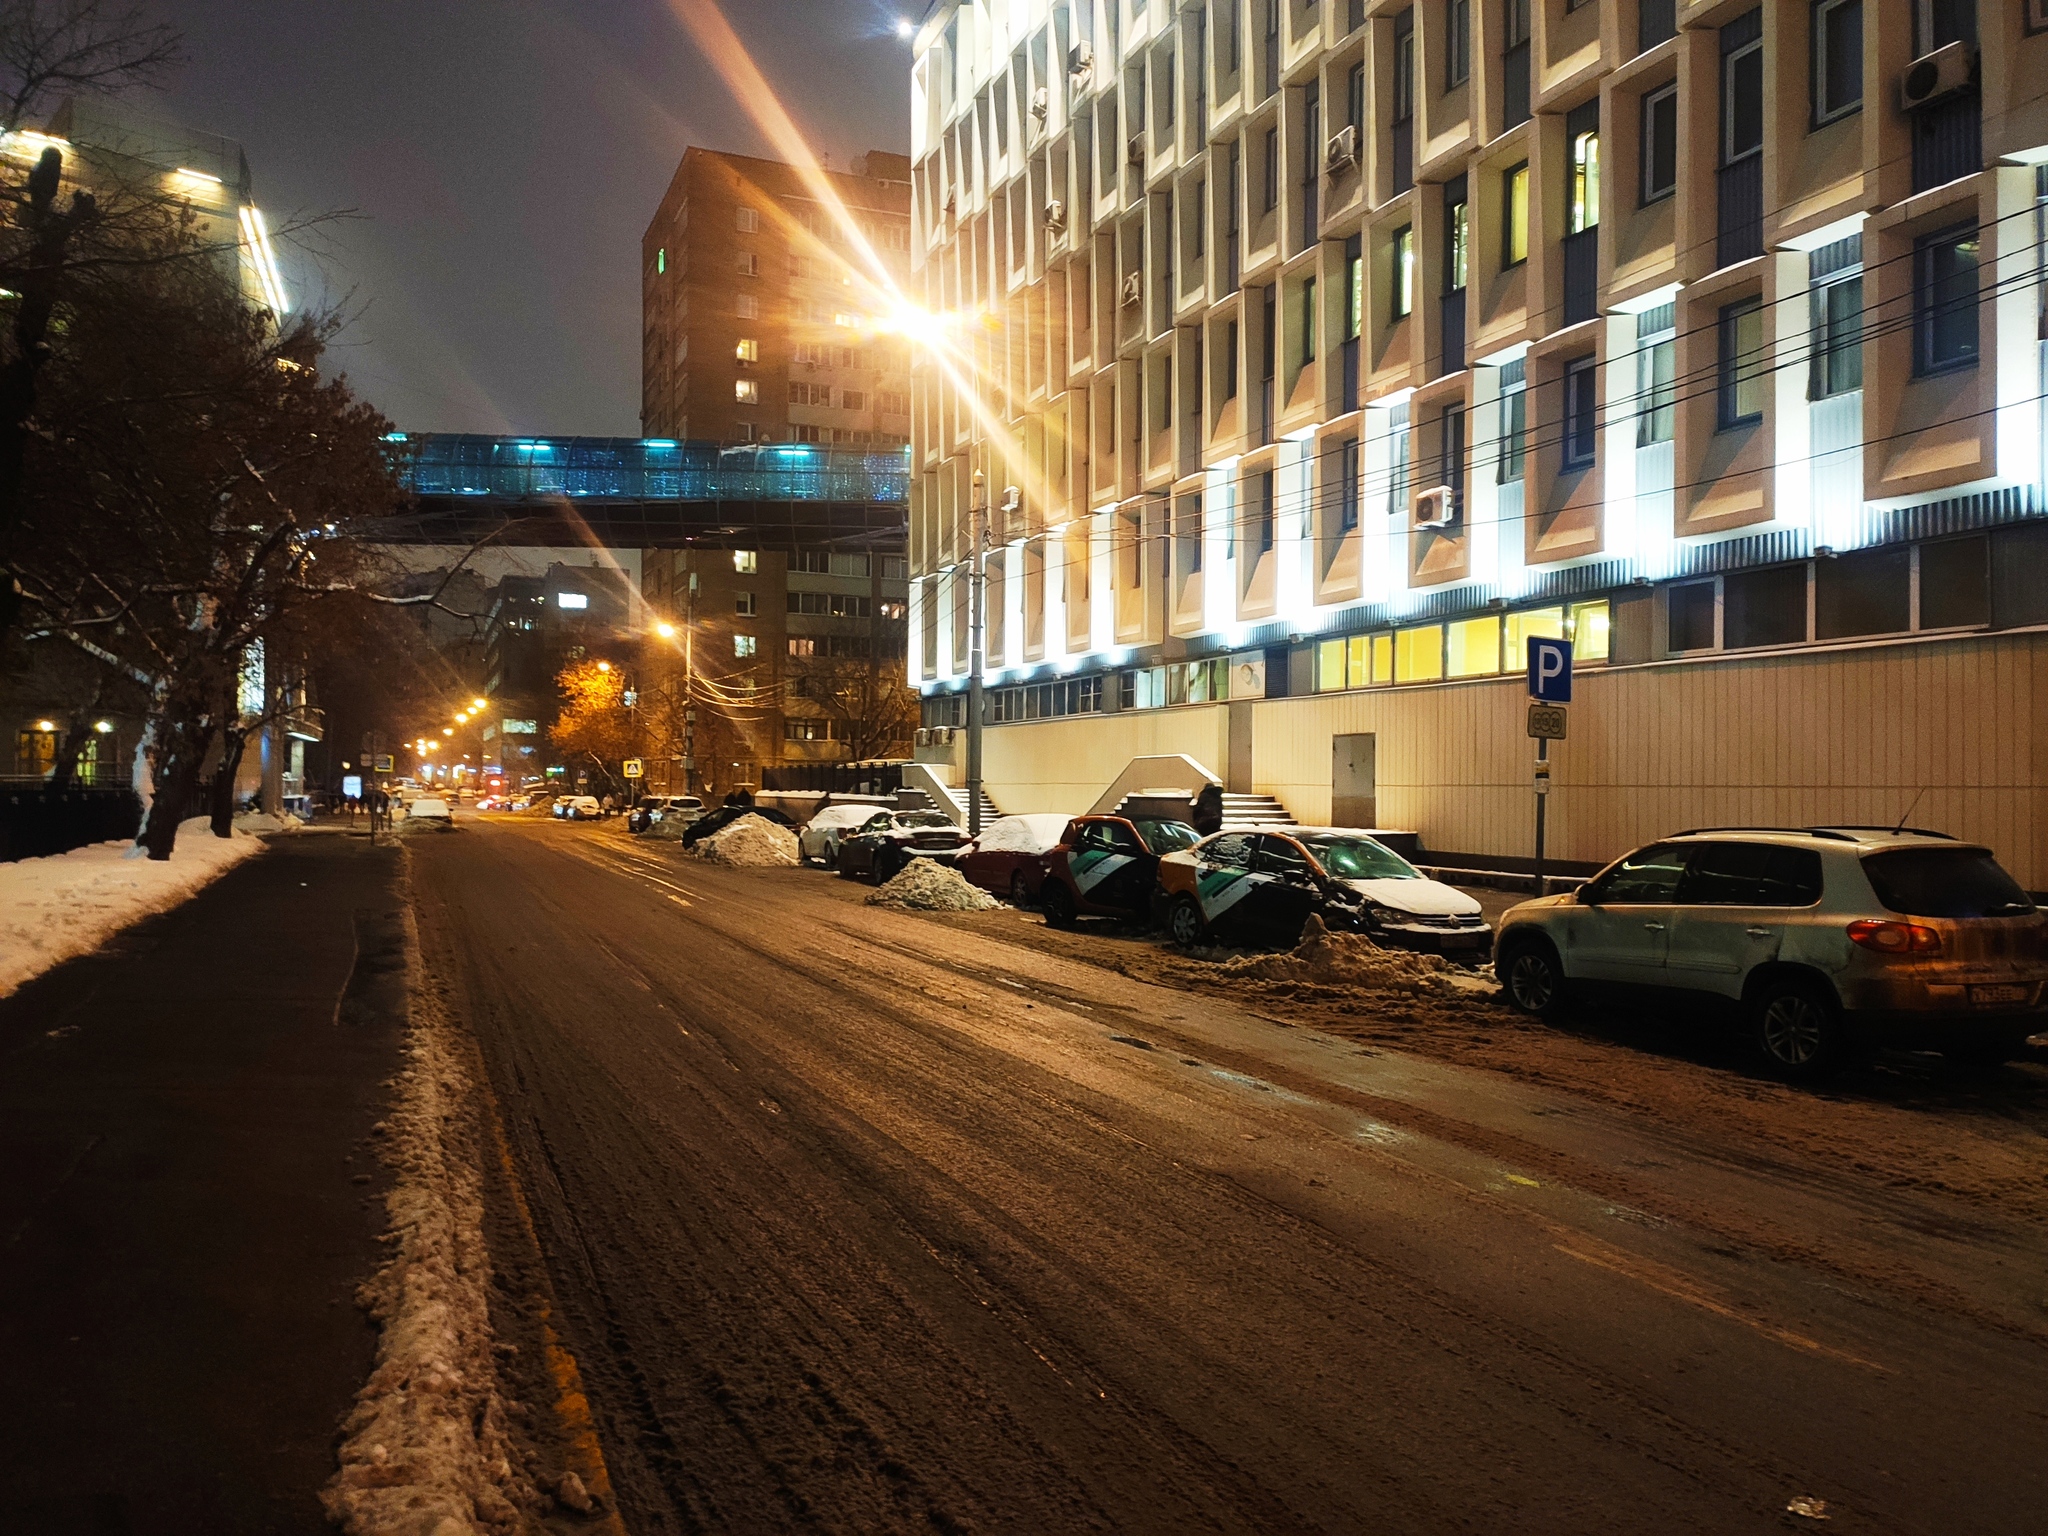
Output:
[1494, 828, 2047, 1078]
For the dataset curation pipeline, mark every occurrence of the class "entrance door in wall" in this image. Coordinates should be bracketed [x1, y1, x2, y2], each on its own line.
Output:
[1332, 733, 1376, 828]
[1227, 702, 1254, 793]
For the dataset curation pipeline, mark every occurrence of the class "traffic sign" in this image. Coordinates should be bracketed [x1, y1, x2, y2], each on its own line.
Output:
[622, 758, 644, 778]
[374, 754, 394, 774]
[1527, 703, 1568, 740]
[1527, 637, 1573, 702]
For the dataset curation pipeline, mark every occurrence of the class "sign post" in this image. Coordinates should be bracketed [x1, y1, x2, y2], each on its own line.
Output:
[1525, 639, 1573, 894]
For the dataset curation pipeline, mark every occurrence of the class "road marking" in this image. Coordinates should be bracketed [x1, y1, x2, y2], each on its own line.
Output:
[1552, 1236, 1891, 1374]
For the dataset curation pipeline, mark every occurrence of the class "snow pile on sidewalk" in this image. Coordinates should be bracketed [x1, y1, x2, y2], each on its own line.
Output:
[867, 857, 999, 911]
[233, 810, 303, 834]
[694, 813, 800, 867]
[325, 908, 555, 1535]
[643, 813, 692, 841]
[1215, 916, 1490, 995]
[0, 817, 264, 1000]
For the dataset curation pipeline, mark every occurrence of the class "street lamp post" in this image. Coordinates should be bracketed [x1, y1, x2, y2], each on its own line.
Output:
[966, 471, 986, 838]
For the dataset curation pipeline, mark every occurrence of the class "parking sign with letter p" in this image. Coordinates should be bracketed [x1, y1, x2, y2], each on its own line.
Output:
[1528, 637, 1573, 702]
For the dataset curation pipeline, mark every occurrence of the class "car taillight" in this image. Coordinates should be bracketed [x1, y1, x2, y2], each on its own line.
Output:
[1847, 919, 1943, 957]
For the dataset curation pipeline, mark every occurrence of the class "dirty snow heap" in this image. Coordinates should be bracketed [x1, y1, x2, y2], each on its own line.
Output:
[867, 857, 999, 911]
[695, 813, 801, 867]
[1215, 915, 1492, 995]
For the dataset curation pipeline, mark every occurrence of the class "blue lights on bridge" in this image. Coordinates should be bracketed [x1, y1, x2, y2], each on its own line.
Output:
[393, 435, 910, 504]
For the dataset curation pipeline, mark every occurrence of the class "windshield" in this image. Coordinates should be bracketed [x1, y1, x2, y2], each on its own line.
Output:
[1302, 836, 1422, 881]
[897, 812, 955, 828]
[1862, 847, 2036, 919]
[1130, 819, 1198, 853]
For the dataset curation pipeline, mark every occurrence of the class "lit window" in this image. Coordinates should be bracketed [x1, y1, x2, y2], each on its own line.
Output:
[733, 550, 758, 573]
[735, 379, 758, 403]
[735, 337, 758, 362]
[555, 591, 589, 609]
[1392, 225, 1414, 318]
[1446, 616, 1502, 677]
[734, 635, 757, 657]
[1636, 304, 1676, 445]
[1394, 624, 1444, 682]
[656, 247, 666, 274]
[1502, 162, 1529, 266]
[1567, 600, 1611, 661]
[1505, 607, 1565, 663]
[1569, 129, 1600, 233]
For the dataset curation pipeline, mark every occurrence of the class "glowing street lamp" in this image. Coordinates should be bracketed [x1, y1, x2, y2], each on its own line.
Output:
[654, 622, 676, 639]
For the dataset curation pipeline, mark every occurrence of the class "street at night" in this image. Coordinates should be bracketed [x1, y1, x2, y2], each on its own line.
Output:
[403, 816, 2048, 1533]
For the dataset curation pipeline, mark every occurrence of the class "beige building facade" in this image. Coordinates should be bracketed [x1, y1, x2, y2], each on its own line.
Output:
[906, 0, 2048, 886]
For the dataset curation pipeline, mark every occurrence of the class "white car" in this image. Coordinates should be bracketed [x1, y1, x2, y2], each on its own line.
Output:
[563, 795, 604, 820]
[405, 796, 454, 830]
[799, 802, 892, 867]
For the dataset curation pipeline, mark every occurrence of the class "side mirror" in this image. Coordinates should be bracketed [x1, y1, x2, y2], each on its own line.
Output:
[1576, 885, 1597, 905]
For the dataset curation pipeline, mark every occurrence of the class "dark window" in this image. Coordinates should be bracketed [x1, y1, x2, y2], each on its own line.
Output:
[1391, 8, 1416, 192]
[1813, 0, 1863, 125]
[1586, 843, 1690, 904]
[1562, 353, 1598, 470]
[1446, 0, 1471, 88]
[1913, 0, 1977, 54]
[1439, 403, 1466, 495]
[1301, 275, 1316, 364]
[1722, 24, 1764, 164]
[1497, 357, 1526, 482]
[1918, 534, 1989, 629]
[1915, 223, 1979, 376]
[1641, 83, 1678, 203]
[1811, 270, 1863, 397]
[1677, 843, 1825, 906]
[1668, 580, 1717, 651]
[1503, 0, 1532, 128]
[1724, 564, 1807, 648]
[1639, 0, 1676, 51]
[1815, 546, 1910, 638]
[1338, 436, 1361, 531]
[1347, 61, 1365, 138]
[1253, 834, 1314, 876]
[1225, 319, 1239, 398]
[1257, 468, 1275, 552]
[1718, 297, 1765, 428]
[1262, 125, 1279, 211]
[1636, 304, 1676, 445]
[1865, 847, 2035, 919]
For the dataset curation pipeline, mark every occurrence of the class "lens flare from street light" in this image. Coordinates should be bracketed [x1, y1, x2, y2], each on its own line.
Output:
[894, 17, 913, 37]
[442, 727, 453, 737]
[654, 622, 677, 639]
[472, 697, 487, 710]
[597, 661, 611, 672]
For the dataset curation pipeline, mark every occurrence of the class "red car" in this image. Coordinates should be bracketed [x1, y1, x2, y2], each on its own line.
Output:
[1038, 814, 1200, 928]
[955, 813, 1074, 904]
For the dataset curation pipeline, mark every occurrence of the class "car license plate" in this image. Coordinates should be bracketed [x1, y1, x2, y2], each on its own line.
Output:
[1441, 931, 1490, 950]
[1970, 983, 2030, 1007]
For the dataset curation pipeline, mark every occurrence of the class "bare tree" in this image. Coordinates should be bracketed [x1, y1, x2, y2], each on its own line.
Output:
[794, 654, 919, 764]
[0, 2, 183, 627]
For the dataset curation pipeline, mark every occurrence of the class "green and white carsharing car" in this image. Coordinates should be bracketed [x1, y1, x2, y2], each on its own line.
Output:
[1037, 815, 1200, 928]
[1157, 829, 1493, 954]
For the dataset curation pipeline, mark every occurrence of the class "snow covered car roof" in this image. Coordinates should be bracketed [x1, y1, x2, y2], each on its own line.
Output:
[966, 813, 1074, 855]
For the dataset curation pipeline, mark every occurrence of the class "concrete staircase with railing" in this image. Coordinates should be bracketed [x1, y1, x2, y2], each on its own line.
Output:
[1217, 792, 1293, 828]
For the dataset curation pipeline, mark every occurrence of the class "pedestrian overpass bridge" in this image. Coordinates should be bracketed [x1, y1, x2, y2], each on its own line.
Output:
[367, 434, 909, 550]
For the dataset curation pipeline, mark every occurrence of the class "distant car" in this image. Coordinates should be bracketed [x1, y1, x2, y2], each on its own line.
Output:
[681, 803, 796, 847]
[799, 803, 891, 867]
[1156, 828, 1489, 954]
[1037, 814, 1200, 928]
[834, 810, 970, 883]
[405, 796, 455, 830]
[956, 813, 1075, 904]
[563, 795, 604, 820]
[1494, 827, 2048, 1080]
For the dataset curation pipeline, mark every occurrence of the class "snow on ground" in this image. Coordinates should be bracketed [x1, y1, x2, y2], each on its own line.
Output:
[693, 814, 801, 867]
[867, 858, 999, 912]
[325, 901, 560, 1535]
[0, 817, 265, 1000]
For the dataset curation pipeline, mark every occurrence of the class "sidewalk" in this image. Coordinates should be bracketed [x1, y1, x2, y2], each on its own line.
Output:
[0, 830, 412, 1533]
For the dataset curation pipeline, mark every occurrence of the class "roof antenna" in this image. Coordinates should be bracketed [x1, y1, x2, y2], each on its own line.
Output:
[1893, 787, 1926, 835]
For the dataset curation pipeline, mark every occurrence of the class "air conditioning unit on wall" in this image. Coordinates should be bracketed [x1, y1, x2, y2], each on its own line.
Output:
[1414, 485, 1459, 529]
[1127, 134, 1147, 167]
[1044, 198, 1066, 233]
[1899, 41, 1977, 112]
[1120, 270, 1144, 306]
[1031, 86, 1050, 122]
[1067, 42, 1093, 80]
[1325, 124, 1359, 173]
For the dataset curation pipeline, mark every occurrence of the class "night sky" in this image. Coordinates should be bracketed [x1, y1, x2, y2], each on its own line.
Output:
[157, 1, 916, 438]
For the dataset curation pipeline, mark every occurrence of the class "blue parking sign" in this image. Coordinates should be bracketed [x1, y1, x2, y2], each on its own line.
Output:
[1528, 637, 1572, 702]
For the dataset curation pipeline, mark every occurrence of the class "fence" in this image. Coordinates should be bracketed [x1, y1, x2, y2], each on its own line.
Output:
[0, 783, 143, 862]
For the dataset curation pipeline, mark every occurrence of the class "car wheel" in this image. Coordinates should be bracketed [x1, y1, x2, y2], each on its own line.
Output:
[836, 848, 859, 879]
[1165, 894, 1206, 950]
[1009, 871, 1033, 907]
[1040, 881, 1077, 929]
[1752, 978, 1850, 1082]
[1498, 937, 1566, 1018]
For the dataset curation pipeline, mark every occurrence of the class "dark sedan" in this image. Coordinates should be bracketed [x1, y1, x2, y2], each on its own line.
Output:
[834, 810, 970, 883]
